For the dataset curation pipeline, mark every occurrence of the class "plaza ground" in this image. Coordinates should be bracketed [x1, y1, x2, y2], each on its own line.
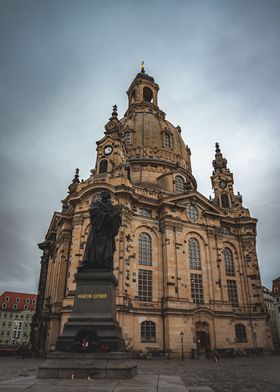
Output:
[0, 356, 280, 391]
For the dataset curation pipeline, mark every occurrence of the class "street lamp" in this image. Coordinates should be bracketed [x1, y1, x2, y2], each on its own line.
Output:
[180, 331, 184, 360]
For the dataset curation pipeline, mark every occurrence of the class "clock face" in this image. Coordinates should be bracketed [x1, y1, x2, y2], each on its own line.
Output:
[104, 145, 113, 155]
[219, 180, 227, 189]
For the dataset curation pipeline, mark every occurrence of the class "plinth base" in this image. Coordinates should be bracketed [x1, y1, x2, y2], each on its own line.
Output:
[38, 351, 137, 379]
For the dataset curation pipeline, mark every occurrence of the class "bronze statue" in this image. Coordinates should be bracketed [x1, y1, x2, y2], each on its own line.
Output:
[80, 190, 121, 270]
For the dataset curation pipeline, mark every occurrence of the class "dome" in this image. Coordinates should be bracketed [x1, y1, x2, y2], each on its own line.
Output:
[118, 69, 196, 191]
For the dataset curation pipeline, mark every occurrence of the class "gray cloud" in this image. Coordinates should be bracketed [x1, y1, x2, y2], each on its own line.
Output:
[0, 0, 279, 293]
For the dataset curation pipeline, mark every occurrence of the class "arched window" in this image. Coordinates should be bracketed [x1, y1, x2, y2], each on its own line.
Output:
[163, 133, 171, 148]
[123, 131, 131, 144]
[174, 175, 185, 192]
[221, 194, 230, 208]
[139, 232, 152, 266]
[235, 324, 247, 342]
[143, 87, 153, 102]
[141, 321, 156, 342]
[224, 247, 235, 276]
[99, 159, 108, 173]
[188, 238, 201, 270]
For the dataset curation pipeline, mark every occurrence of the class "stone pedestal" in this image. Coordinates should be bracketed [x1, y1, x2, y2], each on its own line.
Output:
[38, 269, 137, 378]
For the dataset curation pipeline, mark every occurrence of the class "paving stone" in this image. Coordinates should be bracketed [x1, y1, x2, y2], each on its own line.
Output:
[1, 356, 280, 391]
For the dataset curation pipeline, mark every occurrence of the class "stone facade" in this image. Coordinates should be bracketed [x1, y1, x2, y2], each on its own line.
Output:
[32, 68, 272, 356]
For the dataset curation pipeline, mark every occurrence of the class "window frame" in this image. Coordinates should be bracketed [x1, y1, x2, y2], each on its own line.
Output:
[188, 238, 201, 270]
[227, 279, 239, 307]
[224, 247, 235, 276]
[138, 232, 152, 266]
[141, 320, 156, 342]
[174, 175, 185, 192]
[235, 324, 247, 342]
[190, 273, 204, 304]
[138, 269, 152, 302]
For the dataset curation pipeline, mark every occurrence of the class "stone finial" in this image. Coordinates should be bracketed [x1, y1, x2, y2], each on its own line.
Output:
[215, 142, 221, 154]
[68, 168, 80, 194]
[112, 105, 118, 118]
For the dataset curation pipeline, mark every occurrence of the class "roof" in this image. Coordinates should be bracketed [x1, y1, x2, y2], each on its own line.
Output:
[0, 291, 37, 312]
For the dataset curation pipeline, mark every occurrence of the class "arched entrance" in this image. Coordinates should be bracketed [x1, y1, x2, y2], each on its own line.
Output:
[195, 321, 210, 351]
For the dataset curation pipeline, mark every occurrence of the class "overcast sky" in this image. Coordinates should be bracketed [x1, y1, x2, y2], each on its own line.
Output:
[0, 0, 279, 294]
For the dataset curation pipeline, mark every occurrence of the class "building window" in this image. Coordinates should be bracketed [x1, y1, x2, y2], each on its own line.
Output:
[5, 296, 10, 302]
[190, 273, 204, 304]
[139, 208, 152, 218]
[2, 303, 7, 309]
[221, 194, 230, 208]
[224, 248, 235, 276]
[188, 238, 201, 270]
[139, 232, 152, 266]
[174, 176, 185, 192]
[138, 269, 152, 302]
[99, 159, 108, 173]
[227, 280, 239, 307]
[141, 321, 156, 342]
[163, 133, 171, 148]
[24, 305, 29, 310]
[123, 131, 131, 144]
[186, 205, 199, 222]
[143, 87, 153, 102]
[13, 304, 17, 310]
[25, 299, 30, 304]
[15, 298, 20, 303]
[235, 324, 247, 342]
[32, 299, 36, 305]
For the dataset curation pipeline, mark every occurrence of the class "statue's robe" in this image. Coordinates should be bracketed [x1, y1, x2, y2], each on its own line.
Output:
[82, 199, 121, 269]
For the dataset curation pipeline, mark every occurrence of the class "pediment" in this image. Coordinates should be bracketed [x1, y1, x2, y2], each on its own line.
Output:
[161, 191, 222, 216]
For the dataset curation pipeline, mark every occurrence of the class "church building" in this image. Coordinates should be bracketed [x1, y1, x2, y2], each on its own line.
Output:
[32, 67, 272, 356]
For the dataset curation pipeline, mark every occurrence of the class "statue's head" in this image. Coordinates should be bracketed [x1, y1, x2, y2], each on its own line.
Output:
[100, 190, 111, 202]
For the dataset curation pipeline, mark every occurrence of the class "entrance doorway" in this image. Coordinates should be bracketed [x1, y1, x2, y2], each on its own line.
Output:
[195, 321, 210, 351]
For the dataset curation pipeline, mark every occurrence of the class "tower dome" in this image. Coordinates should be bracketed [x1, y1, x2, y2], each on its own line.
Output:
[119, 67, 196, 192]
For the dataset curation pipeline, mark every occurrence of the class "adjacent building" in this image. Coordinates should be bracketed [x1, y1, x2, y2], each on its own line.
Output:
[32, 67, 273, 356]
[263, 286, 279, 348]
[272, 276, 280, 349]
[0, 291, 37, 347]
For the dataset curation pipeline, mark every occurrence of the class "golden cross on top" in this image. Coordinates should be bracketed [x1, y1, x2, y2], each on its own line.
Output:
[141, 61, 145, 73]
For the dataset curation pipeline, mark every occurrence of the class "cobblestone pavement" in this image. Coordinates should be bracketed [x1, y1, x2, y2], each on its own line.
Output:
[0, 356, 280, 392]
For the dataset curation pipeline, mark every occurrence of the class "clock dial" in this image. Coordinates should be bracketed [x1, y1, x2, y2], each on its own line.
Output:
[104, 146, 113, 155]
[219, 180, 227, 189]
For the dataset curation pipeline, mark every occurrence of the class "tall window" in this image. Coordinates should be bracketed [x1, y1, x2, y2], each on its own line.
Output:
[138, 269, 152, 302]
[221, 194, 230, 208]
[139, 232, 152, 266]
[174, 176, 185, 192]
[141, 321, 156, 342]
[123, 131, 131, 144]
[143, 87, 153, 102]
[163, 133, 171, 148]
[224, 248, 235, 276]
[235, 324, 247, 342]
[227, 280, 239, 307]
[188, 238, 201, 270]
[99, 159, 108, 173]
[190, 273, 204, 304]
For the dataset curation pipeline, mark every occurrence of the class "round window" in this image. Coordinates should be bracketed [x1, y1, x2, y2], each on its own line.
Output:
[186, 204, 199, 222]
